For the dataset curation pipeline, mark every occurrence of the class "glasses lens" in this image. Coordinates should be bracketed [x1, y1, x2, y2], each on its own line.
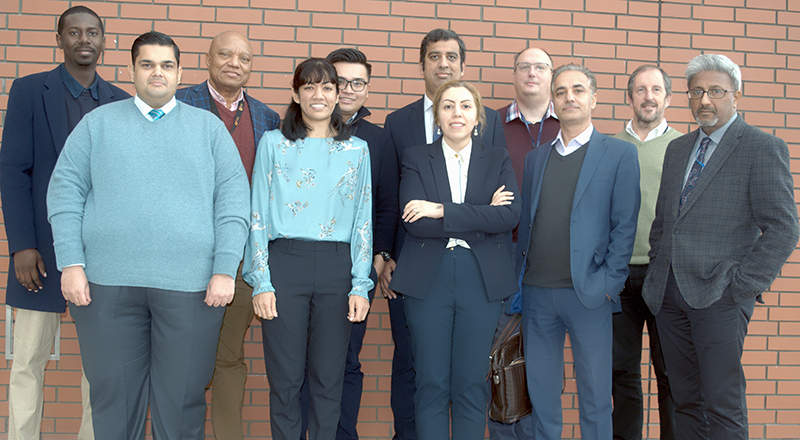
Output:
[516, 63, 531, 72]
[352, 81, 366, 92]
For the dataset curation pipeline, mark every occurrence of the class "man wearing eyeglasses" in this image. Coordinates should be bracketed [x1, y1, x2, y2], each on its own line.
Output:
[489, 46, 560, 440]
[298, 47, 399, 440]
[643, 54, 799, 439]
[611, 65, 680, 440]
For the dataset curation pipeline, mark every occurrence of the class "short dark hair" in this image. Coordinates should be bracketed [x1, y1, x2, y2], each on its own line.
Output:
[419, 29, 466, 66]
[282, 58, 350, 142]
[627, 64, 672, 100]
[58, 6, 104, 35]
[326, 48, 372, 80]
[131, 31, 180, 66]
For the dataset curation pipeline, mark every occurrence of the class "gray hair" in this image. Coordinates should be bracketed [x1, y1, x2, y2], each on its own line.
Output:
[685, 54, 742, 91]
[627, 64, 672, 99]
[552, 63, 596, 94]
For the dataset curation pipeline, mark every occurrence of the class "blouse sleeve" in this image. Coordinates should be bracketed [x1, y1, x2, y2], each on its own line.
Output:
[243, 131, 275, 296]
[348, 143, 374, 299]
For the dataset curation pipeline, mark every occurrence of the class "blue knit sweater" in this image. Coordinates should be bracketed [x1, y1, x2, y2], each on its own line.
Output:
[47, 98, 250, 292]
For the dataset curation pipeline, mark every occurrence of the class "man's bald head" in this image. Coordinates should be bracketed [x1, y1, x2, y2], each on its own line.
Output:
[206, 31, 253, 96]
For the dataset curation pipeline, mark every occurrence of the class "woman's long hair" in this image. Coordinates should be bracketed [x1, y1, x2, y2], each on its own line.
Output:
[281, 58, 350, 142]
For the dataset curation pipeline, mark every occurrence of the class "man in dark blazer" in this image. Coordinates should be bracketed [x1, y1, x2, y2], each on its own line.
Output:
[514, 64, 640, 440]
[642, 54, 800, 440]
[379, 29, 506, 440]
[0, 6, 128, 439]
[175, 30, 279, 440]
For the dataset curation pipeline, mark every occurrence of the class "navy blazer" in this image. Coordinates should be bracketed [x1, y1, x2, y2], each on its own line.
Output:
[514, 130, 641, 310]
[175, 81, 280, 148]
[0, 64, 129, 313]
[388, 140, 521, 301]
[384, 97, 507, 257]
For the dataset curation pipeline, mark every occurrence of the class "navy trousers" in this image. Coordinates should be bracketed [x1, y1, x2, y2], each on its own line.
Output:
[404, 247, 502, 440]
[521, 284, 613, 440]
[262, 239, 354, 440]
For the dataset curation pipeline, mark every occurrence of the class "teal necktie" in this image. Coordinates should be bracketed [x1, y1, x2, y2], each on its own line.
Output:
[148, 108, 165, 121]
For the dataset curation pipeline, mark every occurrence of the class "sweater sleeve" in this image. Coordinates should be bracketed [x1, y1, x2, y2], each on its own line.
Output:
[211, 124, 251, 278]
[348, 144, 374, 299]
[47, 117, 93, 270]
[243, 131, 275, 295]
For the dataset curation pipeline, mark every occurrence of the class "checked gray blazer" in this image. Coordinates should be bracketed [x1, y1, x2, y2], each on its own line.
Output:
[643, 114, 799, 314]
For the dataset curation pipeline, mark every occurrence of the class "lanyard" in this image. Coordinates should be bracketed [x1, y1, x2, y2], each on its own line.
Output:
[523, 114, 546, 149]
[209, 99, 245, 135]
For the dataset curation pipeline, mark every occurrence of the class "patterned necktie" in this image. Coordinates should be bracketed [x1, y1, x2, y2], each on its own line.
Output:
[148, 108, 165, 121]
[679, 136, 710, 210]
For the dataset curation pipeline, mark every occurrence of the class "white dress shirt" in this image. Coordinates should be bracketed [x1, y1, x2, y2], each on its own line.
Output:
[442, 138, 472, 249]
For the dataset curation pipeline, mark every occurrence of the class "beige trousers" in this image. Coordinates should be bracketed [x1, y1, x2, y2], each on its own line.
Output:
[8, 308, 94, 440]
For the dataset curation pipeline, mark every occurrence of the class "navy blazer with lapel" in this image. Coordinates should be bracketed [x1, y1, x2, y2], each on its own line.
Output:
[175, 80, 280, 148]
[514, 129, 641, 310]
[642, 116, 800, 313]
[384, 97, 507, 257]
[0, 64, 129, 313]
[388, 139, 521, 301]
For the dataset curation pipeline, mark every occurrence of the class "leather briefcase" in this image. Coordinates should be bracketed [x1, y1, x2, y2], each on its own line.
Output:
[488, 313, 532, 424]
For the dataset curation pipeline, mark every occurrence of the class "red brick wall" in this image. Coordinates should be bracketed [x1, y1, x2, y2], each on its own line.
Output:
[1, 0, 799, 438]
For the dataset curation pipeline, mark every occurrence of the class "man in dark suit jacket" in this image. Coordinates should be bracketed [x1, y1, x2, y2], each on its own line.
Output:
[175, 30, 279, 440]
[642, 54, 799, 440]
[0, 6, 128, 439]
[380, 28, 506, 440]
[514, 64, 640, 440]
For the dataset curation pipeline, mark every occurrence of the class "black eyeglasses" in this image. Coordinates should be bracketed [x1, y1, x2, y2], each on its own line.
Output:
[515, 62, 551, 74]
[338, 78, 368, 92]
[686, 89, 735, 100]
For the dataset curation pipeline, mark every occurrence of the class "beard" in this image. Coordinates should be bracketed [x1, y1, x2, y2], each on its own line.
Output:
[634, 101, 662, 125]
[693, 106, 719, 128]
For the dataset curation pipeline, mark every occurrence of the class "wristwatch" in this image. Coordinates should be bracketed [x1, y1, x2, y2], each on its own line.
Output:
[376, 250, 391, 262]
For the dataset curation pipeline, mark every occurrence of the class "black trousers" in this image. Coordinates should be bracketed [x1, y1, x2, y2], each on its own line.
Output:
[612, 264, 675, 440]
[655, 268, 755, 440]
[262, 239, 354, 440]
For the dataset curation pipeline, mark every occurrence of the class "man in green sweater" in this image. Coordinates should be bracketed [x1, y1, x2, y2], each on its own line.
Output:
[47, 31, 250, 439]
[612, 64, 681, 440]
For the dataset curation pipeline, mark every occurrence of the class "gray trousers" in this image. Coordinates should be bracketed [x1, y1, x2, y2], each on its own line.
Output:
[71, 283, 224, 440]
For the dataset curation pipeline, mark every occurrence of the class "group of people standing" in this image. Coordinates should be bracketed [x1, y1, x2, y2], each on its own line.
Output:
[2, 6, 798, 440]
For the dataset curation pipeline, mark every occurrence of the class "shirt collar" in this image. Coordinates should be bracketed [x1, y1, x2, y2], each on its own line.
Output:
[625, 118, 669, 142]
[506, 99, 556, 124]
[702, 113, 738, 144]
[134, 95, 178, 121]
[424, 94, 434, 113]
[60, 64, 99, 100]
[207, 81, 245, 112]
[442, 138, 473, 164]
[553, 124, 593, 156]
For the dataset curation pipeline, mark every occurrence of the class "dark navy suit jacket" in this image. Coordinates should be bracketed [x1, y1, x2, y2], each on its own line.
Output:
[384, 97, 507, 257]
[175, 80, 280, 148]
[389, 140, 521, 301]
[349, 106, 399, 256]
[0, 64, 129, 313]
[514, 130, 641, 310]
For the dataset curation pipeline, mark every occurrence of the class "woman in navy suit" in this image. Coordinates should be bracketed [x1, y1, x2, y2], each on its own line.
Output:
[389, 80, 521, 440]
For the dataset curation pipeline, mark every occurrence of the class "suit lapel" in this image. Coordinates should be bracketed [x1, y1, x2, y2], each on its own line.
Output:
[572, 130, 605, 209]
[678, 119, 743, 217]
[43, 66, 70, 154]
[464, 142, 487, 204]
[529, 143, 552, 220]
[410, 99, 427, 147]
[428, 140, 453, 203]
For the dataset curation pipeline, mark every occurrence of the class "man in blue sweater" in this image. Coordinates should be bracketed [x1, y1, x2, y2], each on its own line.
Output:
[47, 31, 250, 439]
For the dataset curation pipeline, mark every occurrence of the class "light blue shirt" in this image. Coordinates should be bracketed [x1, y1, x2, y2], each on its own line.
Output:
[683, 113, 738, 185]
[133, 95, 177, 121]
[243, 130, 374, 298]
